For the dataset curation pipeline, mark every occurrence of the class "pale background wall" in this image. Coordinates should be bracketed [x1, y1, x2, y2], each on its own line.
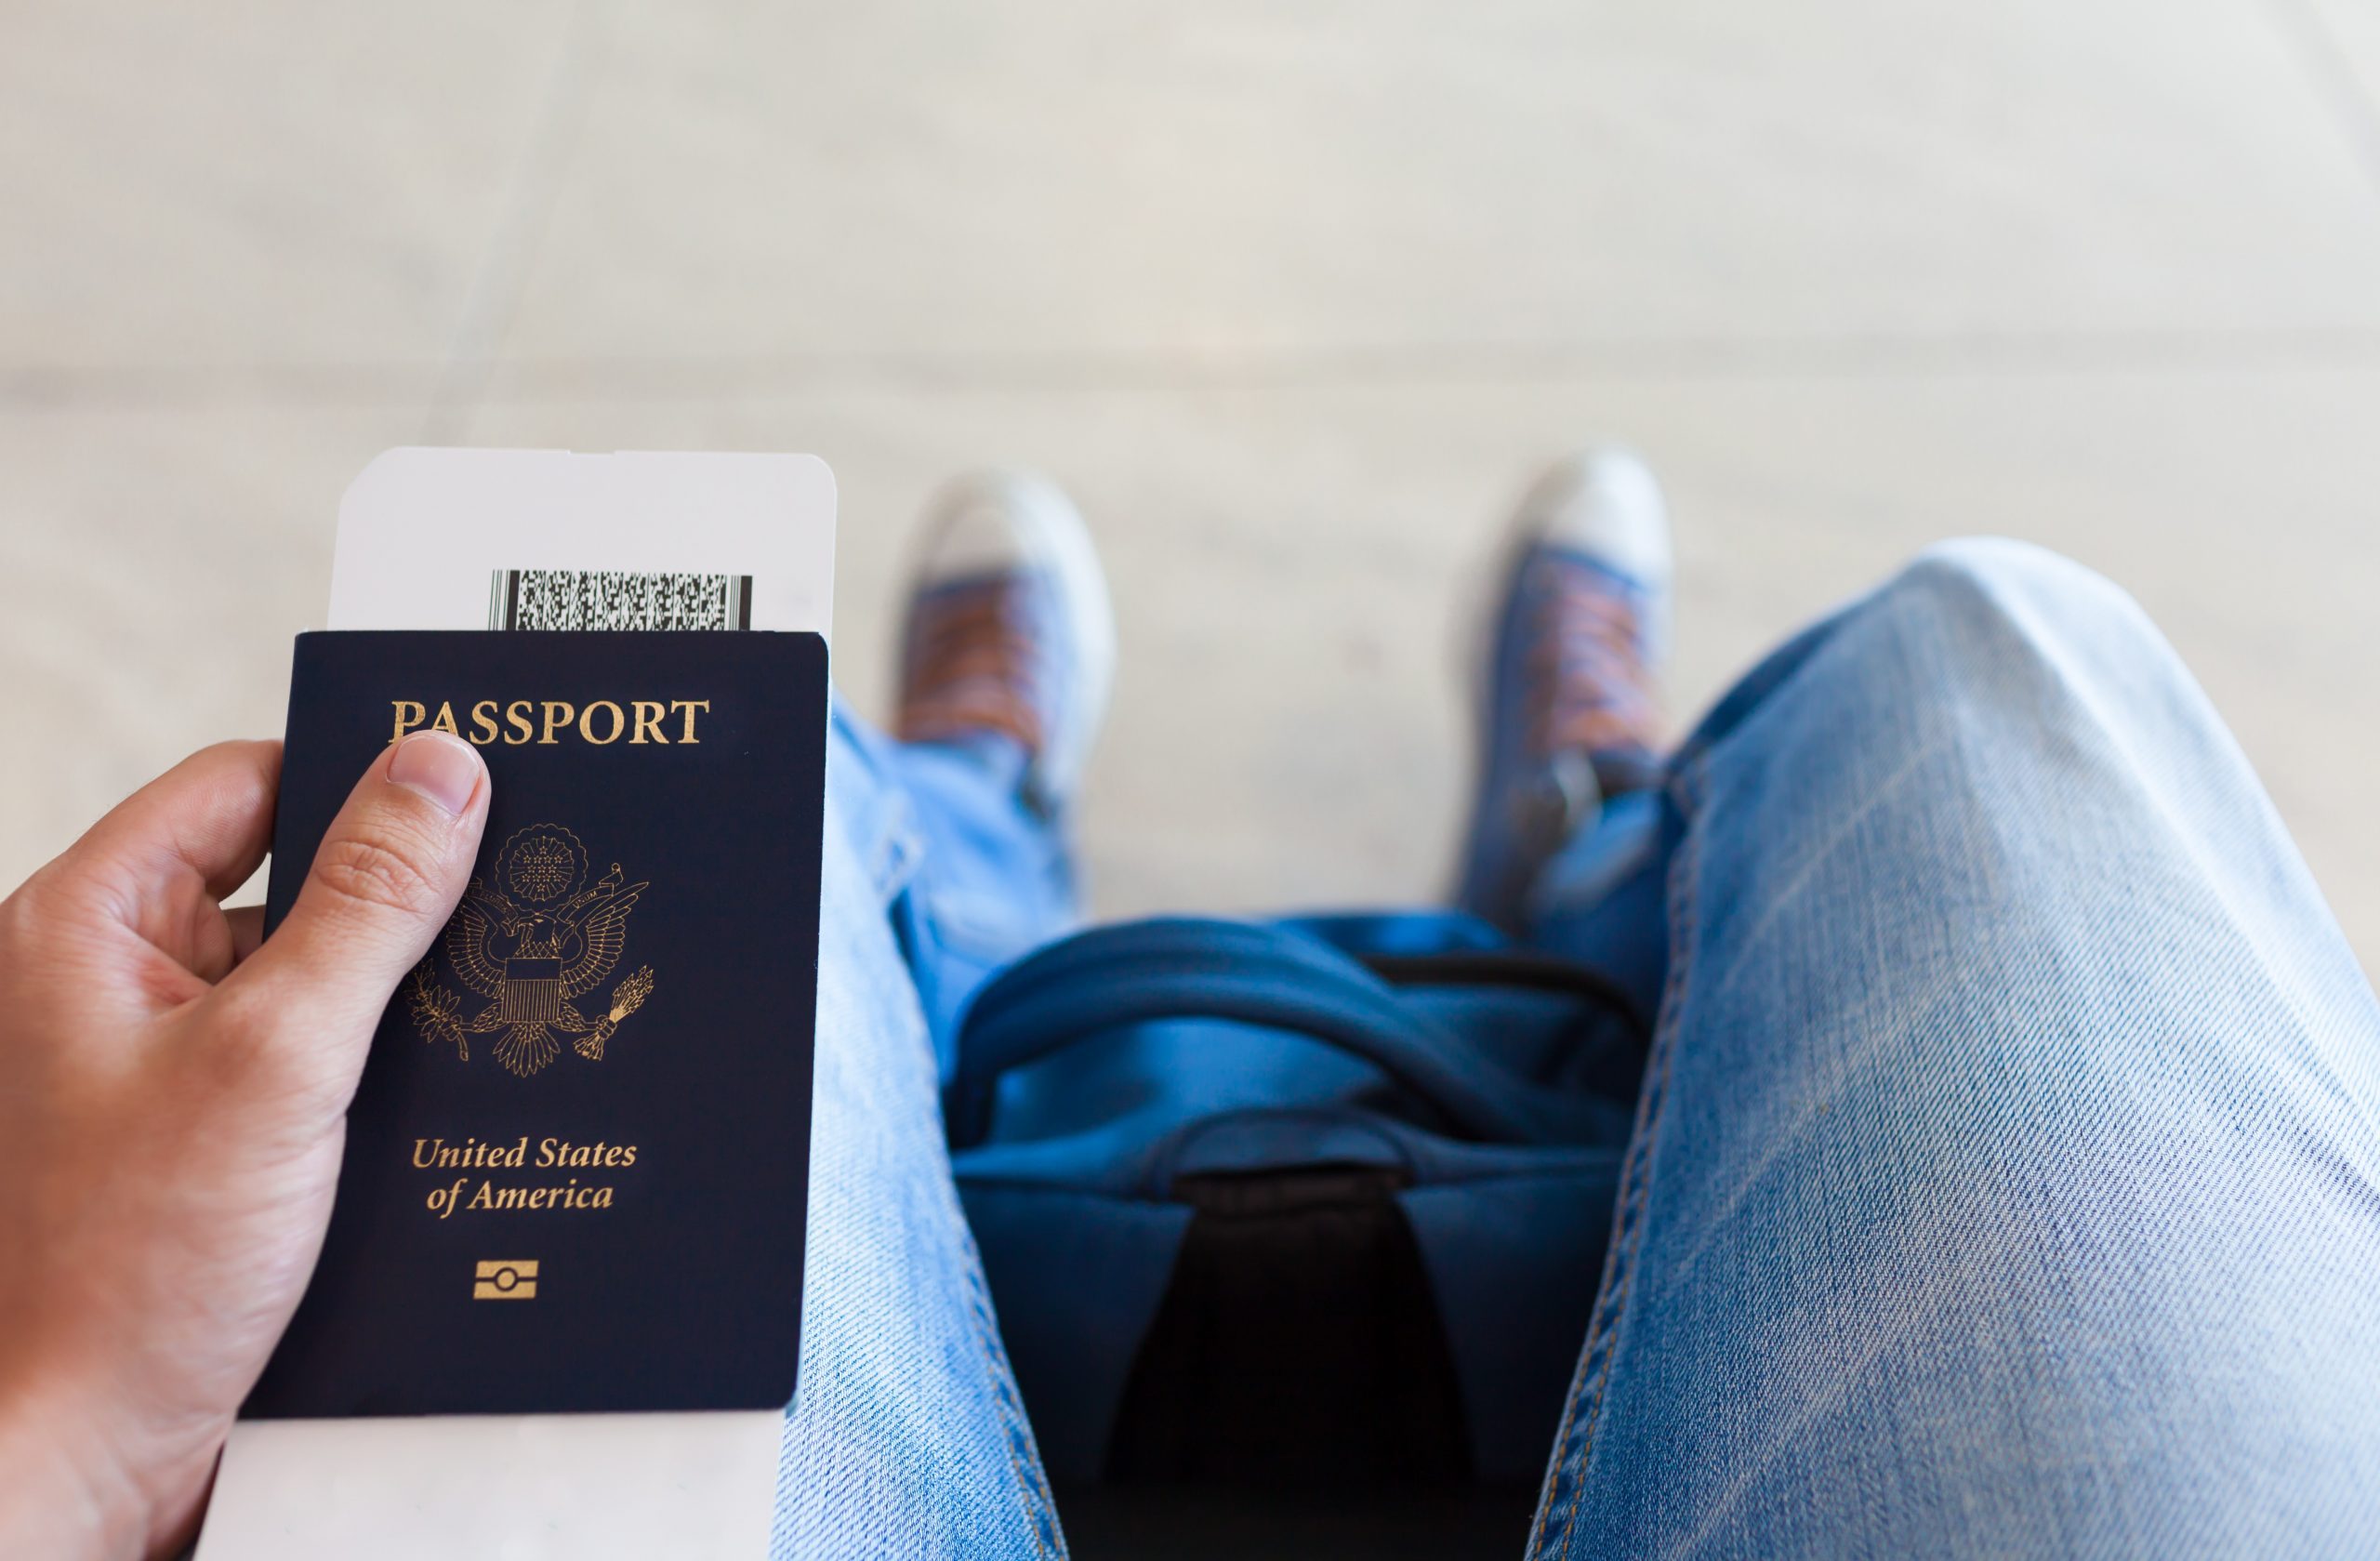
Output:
[3, 1, 2374, 974]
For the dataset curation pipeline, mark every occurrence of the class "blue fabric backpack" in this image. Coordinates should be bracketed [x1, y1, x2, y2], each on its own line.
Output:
[946, 911, 1647, 1487]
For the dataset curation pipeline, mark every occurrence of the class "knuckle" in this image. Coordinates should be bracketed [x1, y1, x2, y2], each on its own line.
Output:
[0, 867, 87, 965]
[308, 828, 444, 924]
[0, 880, 40, 951]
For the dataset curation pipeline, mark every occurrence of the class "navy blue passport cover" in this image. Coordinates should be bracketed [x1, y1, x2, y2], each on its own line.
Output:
[245, 631, 825, 1418]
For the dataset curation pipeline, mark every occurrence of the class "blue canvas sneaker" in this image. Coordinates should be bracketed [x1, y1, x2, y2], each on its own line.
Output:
[1454, 448, 1673, 931]
[895, 471, 1117, 815]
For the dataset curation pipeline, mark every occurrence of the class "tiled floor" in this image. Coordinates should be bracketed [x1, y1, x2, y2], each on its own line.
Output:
[4, 0, 2375, 974]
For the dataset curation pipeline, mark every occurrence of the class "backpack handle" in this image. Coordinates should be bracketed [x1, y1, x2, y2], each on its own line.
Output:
[945, 917, 1613, 1150]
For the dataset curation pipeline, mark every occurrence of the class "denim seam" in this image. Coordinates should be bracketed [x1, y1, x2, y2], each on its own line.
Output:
[953, 1203, 1068, 1557]
[1527, 754, 1706, 1561]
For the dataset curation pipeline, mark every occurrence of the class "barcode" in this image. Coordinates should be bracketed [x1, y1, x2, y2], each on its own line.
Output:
[490, 570, 752, 631]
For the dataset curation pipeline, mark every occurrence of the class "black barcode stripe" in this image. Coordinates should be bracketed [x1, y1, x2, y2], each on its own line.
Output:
[490, 570, 756, 630]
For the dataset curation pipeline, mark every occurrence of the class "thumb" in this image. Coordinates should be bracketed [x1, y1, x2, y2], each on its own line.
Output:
[220, 731, 490, 1063]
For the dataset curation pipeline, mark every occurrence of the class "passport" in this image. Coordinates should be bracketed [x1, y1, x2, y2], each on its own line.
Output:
[245, 630, 826, 1418]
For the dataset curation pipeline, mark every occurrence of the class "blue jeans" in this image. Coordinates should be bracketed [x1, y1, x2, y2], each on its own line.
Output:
[769, 540, 2380, 1558]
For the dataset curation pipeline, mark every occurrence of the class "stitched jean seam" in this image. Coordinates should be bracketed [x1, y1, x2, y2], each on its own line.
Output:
[1528, 755, 1707, 1561]
[953, 1197, 1067, 1557]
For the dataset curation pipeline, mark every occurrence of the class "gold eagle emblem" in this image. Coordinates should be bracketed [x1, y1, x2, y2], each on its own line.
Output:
[404, 823, 656, 1077]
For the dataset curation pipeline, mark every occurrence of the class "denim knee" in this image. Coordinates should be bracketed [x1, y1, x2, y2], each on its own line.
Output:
[1678, 536, 2192, 777]
[1871, 536, 2187, 710]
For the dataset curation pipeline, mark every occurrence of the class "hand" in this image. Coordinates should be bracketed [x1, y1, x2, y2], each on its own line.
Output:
[0, 734, 490, 1559]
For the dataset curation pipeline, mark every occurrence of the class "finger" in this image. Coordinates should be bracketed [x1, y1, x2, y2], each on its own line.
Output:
[216, 732, 489, 1055]
[226, 904, 266, 963]
[56, 740, 281, 905]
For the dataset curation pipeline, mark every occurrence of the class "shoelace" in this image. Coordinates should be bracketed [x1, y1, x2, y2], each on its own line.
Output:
[1521, 553, 1657, 762]
[897, 575, 1049, 755]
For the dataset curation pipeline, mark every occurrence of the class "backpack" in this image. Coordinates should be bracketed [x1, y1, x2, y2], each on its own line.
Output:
[947, 911, 1647, 1486]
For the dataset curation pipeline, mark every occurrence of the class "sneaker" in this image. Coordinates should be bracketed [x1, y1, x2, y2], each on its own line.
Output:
[895, 471, 1117, 812]
[1454, 448, 1673, 930]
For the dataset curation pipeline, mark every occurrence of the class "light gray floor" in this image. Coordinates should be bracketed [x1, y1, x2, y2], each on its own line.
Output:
[4, 1, 2375, 975]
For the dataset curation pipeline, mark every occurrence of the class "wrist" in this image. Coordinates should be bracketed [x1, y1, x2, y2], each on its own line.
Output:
[0, 1362, 157, 1561]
